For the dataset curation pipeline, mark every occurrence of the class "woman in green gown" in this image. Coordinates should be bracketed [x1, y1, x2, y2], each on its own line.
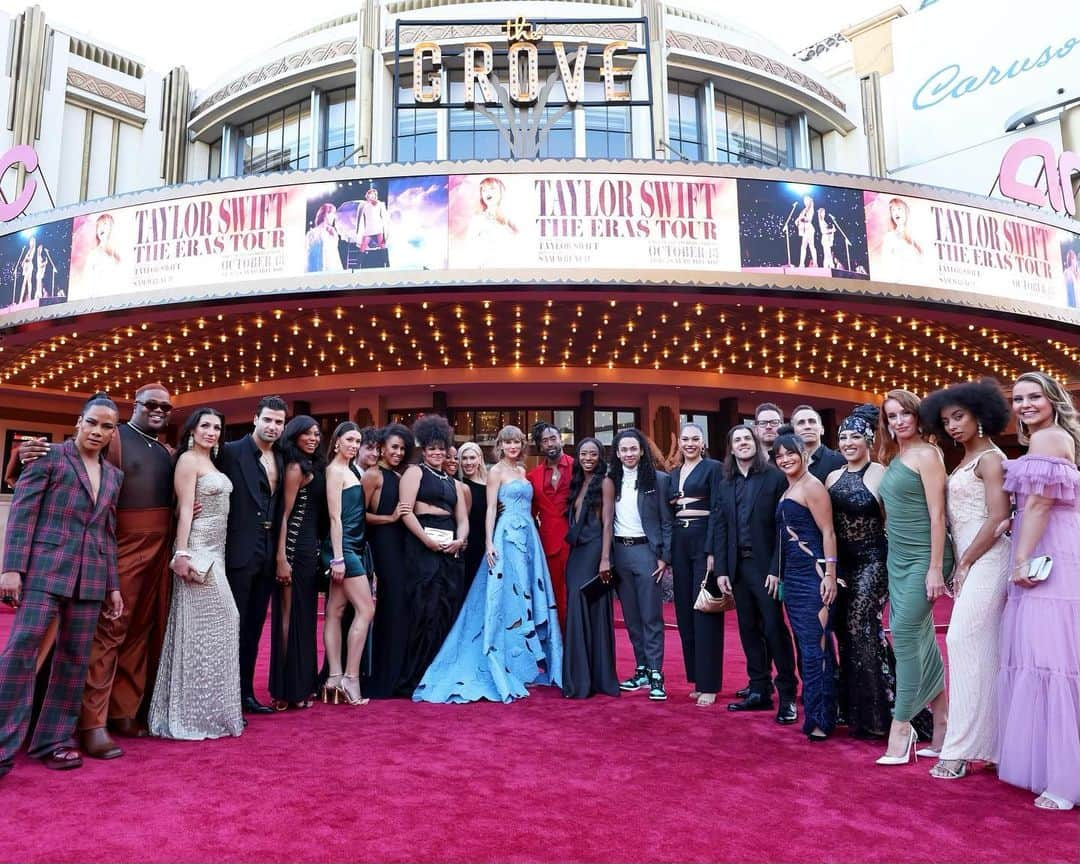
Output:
[875, 389, 953, 765]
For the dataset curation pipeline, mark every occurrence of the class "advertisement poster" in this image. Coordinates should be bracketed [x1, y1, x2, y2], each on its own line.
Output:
[1061, 232, 1080, 309]
[0, 220, 72, 315]
[304, 176, 448, 272]
[68, 186, 308, 301]
[447, 173, 740, 270]
[865, 191, 1067, 308]
[738, 180, 869, 278]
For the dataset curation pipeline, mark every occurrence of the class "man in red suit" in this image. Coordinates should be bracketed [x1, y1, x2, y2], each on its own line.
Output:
[527, 422, 572, 627]
[0, 394, 124, 779]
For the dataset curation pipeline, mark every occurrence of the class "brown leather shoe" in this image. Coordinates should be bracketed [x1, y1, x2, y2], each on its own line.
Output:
[108, 718, 149, 738]
[81, 727, 123, 760]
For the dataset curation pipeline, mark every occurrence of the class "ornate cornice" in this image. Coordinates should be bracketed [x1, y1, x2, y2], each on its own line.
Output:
[66, 68, 145, 112]
[666, 30, 846, 112]
[385, 21, 642, 49]
[192, 37, 358, 117]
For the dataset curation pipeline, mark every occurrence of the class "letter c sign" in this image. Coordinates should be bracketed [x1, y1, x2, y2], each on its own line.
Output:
[0, 145, 39, 222]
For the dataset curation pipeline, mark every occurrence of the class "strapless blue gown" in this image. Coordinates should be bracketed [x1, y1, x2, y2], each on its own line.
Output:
[413, 479, 564, 703]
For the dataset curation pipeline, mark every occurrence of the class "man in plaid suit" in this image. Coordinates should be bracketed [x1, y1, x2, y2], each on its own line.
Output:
[0, 395, 124, 777]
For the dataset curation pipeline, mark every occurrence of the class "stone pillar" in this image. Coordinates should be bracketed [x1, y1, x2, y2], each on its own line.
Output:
[578, 389, 595, 440]
[432, 390, 448, 416]
[716, 396, 740, 455]
[819, 407, 838, 448]
[6, 6, 50, 191]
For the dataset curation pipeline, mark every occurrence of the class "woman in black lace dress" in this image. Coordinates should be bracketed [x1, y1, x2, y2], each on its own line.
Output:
[269, 415, 326, 710]
[825, 406, 895, 738]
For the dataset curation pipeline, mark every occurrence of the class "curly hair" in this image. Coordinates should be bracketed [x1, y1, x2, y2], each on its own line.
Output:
[174, 407, 226, 469]
[280, 415, 326, 476]
[377, 423, 415, 466]
[919, 379, 1010, 442]
[412, 414, 453, 450]
[608, 428, 657, 495]
[531, 420, 560, 450]
[567, 437, 607, 522]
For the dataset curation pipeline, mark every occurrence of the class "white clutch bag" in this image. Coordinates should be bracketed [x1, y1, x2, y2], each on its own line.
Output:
[1027, 555, 1053, 582]
[423, 527, 454, 545]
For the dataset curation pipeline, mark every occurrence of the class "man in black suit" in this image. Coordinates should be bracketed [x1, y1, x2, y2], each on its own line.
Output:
[710, 424, 798, 724]
[221, 395, 287, 714]
[791, 404, 845, 482]
[608, 429, 673, 701]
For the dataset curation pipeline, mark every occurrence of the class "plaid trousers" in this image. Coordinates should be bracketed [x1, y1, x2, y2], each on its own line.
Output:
[0, 589, 101, 760]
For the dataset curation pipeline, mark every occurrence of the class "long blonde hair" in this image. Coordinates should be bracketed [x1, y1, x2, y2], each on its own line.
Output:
[457, 441, 488, 482]
[1014, 371, 1080, 466]
[876, 388, 925, 465]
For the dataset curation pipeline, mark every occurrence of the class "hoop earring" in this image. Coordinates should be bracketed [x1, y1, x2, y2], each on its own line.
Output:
[187, 434, 194, 450]
[977, 422, 984, 438]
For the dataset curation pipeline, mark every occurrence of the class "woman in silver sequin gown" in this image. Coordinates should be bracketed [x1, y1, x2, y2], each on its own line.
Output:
[149, 408, 243, 740]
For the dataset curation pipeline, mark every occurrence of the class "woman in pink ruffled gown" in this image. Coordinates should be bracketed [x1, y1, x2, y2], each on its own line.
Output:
[997, 371, 1080, 811]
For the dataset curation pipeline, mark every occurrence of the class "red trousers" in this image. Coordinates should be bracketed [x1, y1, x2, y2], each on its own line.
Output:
[545, 545, 570, 630]
[79, 508, 171, 730]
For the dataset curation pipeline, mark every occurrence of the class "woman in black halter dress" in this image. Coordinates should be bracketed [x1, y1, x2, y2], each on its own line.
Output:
[363, 424, 413, 699]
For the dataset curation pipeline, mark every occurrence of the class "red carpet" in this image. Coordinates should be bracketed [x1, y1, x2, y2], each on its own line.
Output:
[0, 605, 1076, 863]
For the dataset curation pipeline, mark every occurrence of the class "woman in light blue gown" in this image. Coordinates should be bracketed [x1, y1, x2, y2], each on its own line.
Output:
[413, 425, 563, 703]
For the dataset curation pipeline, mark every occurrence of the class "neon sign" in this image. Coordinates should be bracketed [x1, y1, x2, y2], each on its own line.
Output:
[0, 145, 40, 222]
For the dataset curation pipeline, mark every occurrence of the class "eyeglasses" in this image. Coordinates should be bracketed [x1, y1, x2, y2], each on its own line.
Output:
[755, 419, 782, 428]
[136, 399, 173, 413]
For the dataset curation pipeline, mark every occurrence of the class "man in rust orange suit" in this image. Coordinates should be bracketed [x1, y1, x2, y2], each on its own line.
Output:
[526, 422, 573, 628]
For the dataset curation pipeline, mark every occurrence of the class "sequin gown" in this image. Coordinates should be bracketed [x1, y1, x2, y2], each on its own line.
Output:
[414, 479, 563, 703]
[938, 448, 1009, 763]
[997, 455, 1080, 804]
[149, 471, 243, 740]
[829, 466, 896, 738]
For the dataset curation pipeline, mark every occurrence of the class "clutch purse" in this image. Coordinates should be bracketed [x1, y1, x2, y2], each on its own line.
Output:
[188, 554, 214, 585]
[581, 570, 618, 601]
[1027, 555, 1053, 582]
[423, 527, 454, 545]
[694, 572, 734, 614]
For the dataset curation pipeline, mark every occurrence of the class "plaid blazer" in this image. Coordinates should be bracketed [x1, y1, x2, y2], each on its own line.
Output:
[2, 438, 123, 600]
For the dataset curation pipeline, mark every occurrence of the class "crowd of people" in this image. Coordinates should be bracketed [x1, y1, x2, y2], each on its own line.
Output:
[0, 373, 1077, 813]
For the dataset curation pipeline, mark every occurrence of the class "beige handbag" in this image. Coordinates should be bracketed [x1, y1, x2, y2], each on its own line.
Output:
[694, 572, 734, 614]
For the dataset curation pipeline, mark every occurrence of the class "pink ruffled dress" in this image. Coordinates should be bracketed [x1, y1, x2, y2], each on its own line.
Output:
[996, 454, 1080, 803]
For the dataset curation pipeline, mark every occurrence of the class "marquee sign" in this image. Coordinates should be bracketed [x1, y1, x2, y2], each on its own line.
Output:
[393, 16, 653, 160]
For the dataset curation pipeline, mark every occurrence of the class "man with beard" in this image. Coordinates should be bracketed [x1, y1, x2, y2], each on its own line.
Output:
[220, 395, 287, 714]
[753, 402, 784, 460]
[12, 384, 176, 758]
[527, 422, 573, 627]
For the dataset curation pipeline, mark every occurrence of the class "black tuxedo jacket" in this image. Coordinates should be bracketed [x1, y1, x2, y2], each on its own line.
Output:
[221, 435, 285, 572]
[709, 464, 786, 582]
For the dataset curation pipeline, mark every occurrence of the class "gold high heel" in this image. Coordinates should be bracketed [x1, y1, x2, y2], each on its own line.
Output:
[322, 674, 343, 705]
[340, 674, 369, 706]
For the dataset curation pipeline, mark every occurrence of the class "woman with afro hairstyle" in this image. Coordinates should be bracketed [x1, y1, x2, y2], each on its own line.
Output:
[918, 380, 1011, 779]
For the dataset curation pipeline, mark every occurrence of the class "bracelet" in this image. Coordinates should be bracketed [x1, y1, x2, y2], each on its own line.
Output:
[171, 550, 191, 561]
[330, 557, 345, 566]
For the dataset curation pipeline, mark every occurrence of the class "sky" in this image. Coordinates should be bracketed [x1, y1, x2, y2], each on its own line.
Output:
[1, 0, 907, 89]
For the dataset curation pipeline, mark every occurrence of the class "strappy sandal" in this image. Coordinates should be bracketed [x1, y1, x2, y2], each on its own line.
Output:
[1034, 793, 1074, 811]
[270, 699, 289, 712]
[695, 693, 717, 708]
[42, 746, 83, 770]
[930, 759, 967, 779]
[340, 675, 370, 706]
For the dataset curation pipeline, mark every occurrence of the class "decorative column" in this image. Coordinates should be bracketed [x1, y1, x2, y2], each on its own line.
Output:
[5, 6, 50, 191]
[355, 0, 379, 164]
[160, 66, 191, 185]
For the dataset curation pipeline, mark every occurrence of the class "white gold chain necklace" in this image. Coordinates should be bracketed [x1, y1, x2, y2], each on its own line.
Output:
[127, 421, 164, 450]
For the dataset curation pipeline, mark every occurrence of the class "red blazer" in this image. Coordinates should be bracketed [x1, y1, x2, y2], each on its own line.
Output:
[2, 439, 123, 601]
[527, 453, 573, 557]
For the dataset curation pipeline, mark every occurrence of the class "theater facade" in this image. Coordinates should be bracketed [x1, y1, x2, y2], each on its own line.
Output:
[0, 0, 1078, 474]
